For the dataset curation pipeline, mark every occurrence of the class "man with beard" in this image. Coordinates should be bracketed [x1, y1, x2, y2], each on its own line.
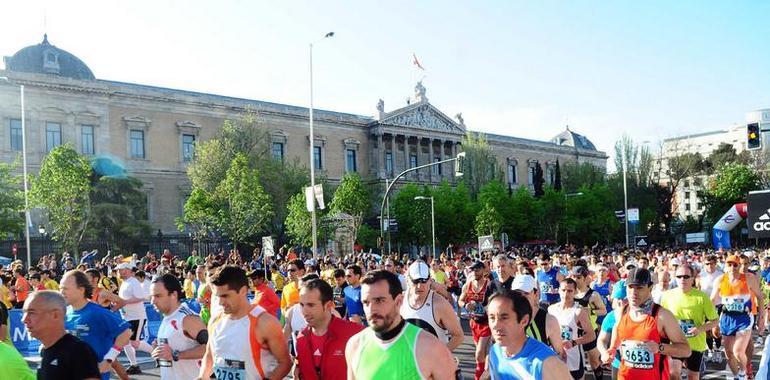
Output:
[345, 269, 456, 379]
[401, 260, 464, 351]
[606, 268, 691, 380]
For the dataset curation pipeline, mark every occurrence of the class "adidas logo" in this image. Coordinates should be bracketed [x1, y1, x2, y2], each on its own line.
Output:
[50, 359, 58, 366]
[754, 209, 770, 231]
[313, 349, 321, 356]
[760, 209, 770, 220]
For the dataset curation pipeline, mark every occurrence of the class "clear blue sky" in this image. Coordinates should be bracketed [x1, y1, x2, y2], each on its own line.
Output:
[3, 1, 769, 171]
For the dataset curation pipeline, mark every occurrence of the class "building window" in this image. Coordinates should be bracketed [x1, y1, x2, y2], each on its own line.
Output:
[432, 155, 442, 175]
[81, 125, 95, 155]
[346, 149, 357, 172]
[685, 204, 691, 211]
[507, 163, 517, 185]
[45, 122, 62, 153]
[547, 166, 555, 185]
[684, 191, 690, 199]
[385, 151, 393, 174]
[182, 134, 195, 162]
[409, 153, 418, 169]
[9, 119, 21, 151]
[313, 146, 322, 170]
[272, 142, 284, 162]
[684, 179, 690, 188]
[528, 165, 536, 185]
[130, 129, 145, 158]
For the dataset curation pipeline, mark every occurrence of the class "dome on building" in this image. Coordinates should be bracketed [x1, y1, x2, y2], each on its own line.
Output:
[3, 34, 95, 80]
[550, 126, 597, 151]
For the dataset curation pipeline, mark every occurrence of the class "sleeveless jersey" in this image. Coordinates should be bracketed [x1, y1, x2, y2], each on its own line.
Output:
[525, 308, 550, 347]
[537, 268, 560, 304]
[719, 274, 752, 314]
[488, 337, 556, 380]
[158, 303, 201, 380]
[575, 288, 599, 330]
[287, 303, 307, 356]
[466, 279, 489, 323]
[209, 305, 278, 380]
[616, 304, 668, 380]
[401, 290, 450, 344]
[547, 303, 583, 371]
[353, 322, 423, 380]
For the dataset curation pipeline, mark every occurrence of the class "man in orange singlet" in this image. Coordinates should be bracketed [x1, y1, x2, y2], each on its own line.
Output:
[606, 268, 691, 380]
[458, 261, 490, 380]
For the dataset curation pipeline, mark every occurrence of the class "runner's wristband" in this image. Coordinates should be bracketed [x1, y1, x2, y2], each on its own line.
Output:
[103, 346, 121, 362]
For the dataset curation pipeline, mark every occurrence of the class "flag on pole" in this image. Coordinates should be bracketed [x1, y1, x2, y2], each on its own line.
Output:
[412, 53, 425, 70]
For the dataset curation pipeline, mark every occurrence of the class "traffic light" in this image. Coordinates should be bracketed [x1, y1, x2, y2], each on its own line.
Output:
[454, 151, 466, 177]
[747, 122, 761, 150]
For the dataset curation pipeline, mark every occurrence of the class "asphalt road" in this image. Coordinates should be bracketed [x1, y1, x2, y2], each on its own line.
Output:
[117, 320, 765, 379]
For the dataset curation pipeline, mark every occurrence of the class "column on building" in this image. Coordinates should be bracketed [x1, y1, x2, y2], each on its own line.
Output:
[371, 132, 384, 178]
[435, 138, 444, 182]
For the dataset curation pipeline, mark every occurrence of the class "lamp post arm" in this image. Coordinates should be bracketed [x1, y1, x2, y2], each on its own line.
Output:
[379, 156, 459, 238]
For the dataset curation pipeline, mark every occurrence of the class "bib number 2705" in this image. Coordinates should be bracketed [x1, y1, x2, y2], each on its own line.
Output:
[214, 359, 246, 380]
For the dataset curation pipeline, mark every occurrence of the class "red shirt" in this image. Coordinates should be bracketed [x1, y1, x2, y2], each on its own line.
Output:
[296, 316, 364, 380]
[252, 283, 280, 317]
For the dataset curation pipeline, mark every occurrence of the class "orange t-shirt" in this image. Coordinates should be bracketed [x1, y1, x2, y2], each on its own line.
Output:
[14, 276, 30, 302]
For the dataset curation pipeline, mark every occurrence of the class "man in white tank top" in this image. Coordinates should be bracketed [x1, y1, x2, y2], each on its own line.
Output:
[198, 266, 291, 380]
[547, 278, 596, 380]
[401, 261, 464, 351]
[149, 274, 208, 380]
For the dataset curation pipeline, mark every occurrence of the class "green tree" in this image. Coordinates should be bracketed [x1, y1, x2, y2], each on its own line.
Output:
[706, 143, 751, 172]
[562, 162, 606, 193]
[392, 184, 430, 245]
[432, 180, 475, 247]
[284, 191, 313, 247]
[30, 145, 92, 253]
[538, 187, 566, 242]
[554, 159, 562, 192]
[213, 153, 273, 252]
[509, 187, 539, 242]
[0, 161, 24, 237]
[703, 163, 760, 224]
[533, 162, 545, 197]
[85, 176, 151, 253]
[475, 202, 502, 237]
[329, 172, 370, 241]
[177, 188, 218, 243]
[459, 132, 502, 200]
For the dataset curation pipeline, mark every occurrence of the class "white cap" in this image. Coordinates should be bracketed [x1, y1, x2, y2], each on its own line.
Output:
[670, 258, 680, 266]
[511, 275, 537, 293]
[115, 262, 132, 270]
[407, 261, 430, 280]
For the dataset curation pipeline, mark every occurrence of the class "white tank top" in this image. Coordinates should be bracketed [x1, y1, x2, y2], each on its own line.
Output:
[157, 303, 201, 380]
[210, 305, 278, 380]
[288, 303, 307, 352]
[548, 302, 583, 371]
[400, 290, 450, 344]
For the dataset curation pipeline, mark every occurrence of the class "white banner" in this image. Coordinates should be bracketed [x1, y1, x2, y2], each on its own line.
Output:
[262, 236, 274, 257]
[305, 184, 325, 211]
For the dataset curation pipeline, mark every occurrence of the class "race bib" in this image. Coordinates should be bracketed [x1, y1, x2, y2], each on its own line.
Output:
[560, 325, 572, 341]
[214, 359, 246, 380]
[679, 319, 696, 338]
[620, 341, 654, 369]
[724, 297, 747, 313]
[540, 282, 551, 294]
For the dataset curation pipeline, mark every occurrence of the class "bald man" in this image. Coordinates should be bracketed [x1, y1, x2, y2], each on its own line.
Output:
[23, 290, 101, 380]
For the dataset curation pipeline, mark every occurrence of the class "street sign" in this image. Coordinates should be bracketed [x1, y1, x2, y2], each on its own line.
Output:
[262, 236, 275, 257]
[614, 210, 625, 223]
[748, 190, 770, 238]
[501, 232, 509, 249]
[634, 235, 648, 247]
[627, 208, 639, 224]
[685, 232, 707, 244]
[478, 235, 494, 252]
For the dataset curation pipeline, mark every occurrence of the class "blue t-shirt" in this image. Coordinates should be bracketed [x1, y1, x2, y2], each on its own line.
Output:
[343, 285, 364, 319]
[536, 268, 560, 304]
[66, 302, 130, 380]
[600, 309, 621, 369]
[761, 268, 770, 284]
[489, 337, 556, 380]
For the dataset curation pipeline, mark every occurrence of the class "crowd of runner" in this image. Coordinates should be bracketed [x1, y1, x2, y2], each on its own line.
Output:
[0, 245, 769, 380]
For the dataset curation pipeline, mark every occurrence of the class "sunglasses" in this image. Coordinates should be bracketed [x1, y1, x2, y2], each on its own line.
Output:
[676, 275, 691, 279]
[412, 278, 429, 285]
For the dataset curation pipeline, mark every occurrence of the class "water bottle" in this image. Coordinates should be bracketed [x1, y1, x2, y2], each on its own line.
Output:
[157, 338, 172, 367]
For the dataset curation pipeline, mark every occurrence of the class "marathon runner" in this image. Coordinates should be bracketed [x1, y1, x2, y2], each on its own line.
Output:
[60, 270, 131, 380]
[114, 262, 152, 375]
[590, 263, 614, 324]
[607, 268, 691, 380]
[345, 269, 456, 379]
[697, 254, 724, 362]
[486, 288, 571, 380]
[536, 253, 563, 308]
[571, 265, 607, 380]
[401, 260, 464, 351]
[458, 260, 492, 380]
[199, 266, 291, 380]
[511, 274, 566, 358]
[597, 282, 629, 380]
[711, 254, 765, 380]
[150, 273, 208, 380]
[660, 264, 718, 380]
[548, 277, 596, 379]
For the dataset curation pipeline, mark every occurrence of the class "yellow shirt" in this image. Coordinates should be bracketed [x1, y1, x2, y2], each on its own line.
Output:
[280, 281, 300, 312]
[432, 269, 447, 285]
[0, 285, 10, 308]
[272, 272, 286, 291]
[44, 279, 59, 290]
[183, 278, 195, 299]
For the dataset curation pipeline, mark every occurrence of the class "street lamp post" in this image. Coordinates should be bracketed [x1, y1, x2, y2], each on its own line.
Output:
[38, 225, 46, 257]
[0, 77, 31, 267]
[308, 32, 334, 258]
[414, 196, 435, 258]
[622, 154, 629, 247]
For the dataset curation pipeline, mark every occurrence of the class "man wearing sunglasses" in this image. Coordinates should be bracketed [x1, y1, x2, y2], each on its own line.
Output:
[711, 254, 765, 380]
[459, 261, 492, 380]
[280, 259, 306, 317]
[660, 264, 718, 380]
[401, 260, 464, 351]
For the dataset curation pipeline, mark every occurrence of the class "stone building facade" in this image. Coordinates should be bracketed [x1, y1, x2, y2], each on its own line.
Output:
[0, 36, 607, 233]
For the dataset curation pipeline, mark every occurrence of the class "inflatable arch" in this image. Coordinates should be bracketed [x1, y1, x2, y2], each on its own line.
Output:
[712, 203, 747, 250]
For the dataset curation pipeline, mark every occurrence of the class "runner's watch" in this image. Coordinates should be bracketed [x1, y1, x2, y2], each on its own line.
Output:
[172, 350, 180, 362]
[658, 343, 665, 353]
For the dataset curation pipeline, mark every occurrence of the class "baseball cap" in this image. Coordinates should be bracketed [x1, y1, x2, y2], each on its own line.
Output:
[726, 255, 741, 264]
[407, 261, 430, 280]
[511, 275, 537, 293]
[115, 262, 132, 270]
[670, 258, 680, 266]
[626, 268, 653, 286]
[469, 261, 484, 271]
[570, 266, 589, 277]
[625, 260, 637, 269]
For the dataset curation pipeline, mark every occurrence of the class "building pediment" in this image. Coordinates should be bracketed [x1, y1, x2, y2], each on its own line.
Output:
[377, 102, 465, 135]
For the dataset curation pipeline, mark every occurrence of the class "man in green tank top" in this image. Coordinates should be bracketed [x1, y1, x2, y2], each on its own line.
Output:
[345, 269, 456, 379]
